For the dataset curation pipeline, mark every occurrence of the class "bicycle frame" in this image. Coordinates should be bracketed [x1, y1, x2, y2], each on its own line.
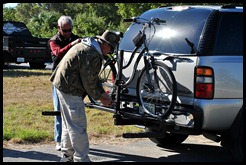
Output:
[115, 21, 156, 88]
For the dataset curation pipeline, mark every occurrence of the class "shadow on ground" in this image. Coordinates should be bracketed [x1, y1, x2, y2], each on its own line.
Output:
[3, 143, 235, 162]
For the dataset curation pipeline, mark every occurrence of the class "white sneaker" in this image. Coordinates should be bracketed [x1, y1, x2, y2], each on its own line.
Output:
[55, 142, 61, 151]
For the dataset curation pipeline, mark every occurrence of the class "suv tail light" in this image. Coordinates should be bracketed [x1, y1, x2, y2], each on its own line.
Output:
[194, 66, 214, 99]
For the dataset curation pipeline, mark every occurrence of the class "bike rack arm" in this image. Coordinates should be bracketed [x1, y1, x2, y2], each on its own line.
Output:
[85, 103, 115, 113]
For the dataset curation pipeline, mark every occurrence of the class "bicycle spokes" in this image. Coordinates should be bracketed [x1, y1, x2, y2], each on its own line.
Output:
[138, 62, 177, 118]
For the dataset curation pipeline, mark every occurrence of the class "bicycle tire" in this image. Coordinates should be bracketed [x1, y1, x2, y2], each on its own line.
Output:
[89, 60, 117, 104]
[137, 60, 177, 119]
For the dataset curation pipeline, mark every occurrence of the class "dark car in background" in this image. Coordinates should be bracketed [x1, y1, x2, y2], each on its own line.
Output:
[3, 21, 52, 69]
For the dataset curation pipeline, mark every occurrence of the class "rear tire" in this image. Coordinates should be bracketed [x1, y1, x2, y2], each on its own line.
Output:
[3, 62, 8, 69]
[137, 61, 177, 119]
[230, 116, 243, 162]
[221, 107, 243, 162]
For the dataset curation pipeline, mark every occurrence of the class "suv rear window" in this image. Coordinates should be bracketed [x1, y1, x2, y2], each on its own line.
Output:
[119, 7, 213, 55]
[119, 7, 243, 56]
[214, 12, 243, 55]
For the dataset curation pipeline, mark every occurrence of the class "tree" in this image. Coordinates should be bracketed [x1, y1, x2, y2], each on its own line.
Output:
[27, 11, 61, 38]
[73, 12, 107, 37]
[115, 3, 168, 19]
[3, 8, 17, 21]
[11, 3, 243, 38]
[15, 3, 43, 23]
[85, 3, 121, 27]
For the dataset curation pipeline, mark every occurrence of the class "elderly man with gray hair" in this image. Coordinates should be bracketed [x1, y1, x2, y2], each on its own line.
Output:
[49, 15, 81, 151]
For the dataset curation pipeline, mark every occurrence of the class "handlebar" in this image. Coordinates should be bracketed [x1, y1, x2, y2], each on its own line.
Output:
[121, 16, 167, 67]
[123, 17, 166, 25]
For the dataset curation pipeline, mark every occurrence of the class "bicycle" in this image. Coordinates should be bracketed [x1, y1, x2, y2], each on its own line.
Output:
[89, 17, 177, 120]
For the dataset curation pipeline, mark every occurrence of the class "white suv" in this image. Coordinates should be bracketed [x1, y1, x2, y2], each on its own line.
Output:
[117, 4, 243, 161]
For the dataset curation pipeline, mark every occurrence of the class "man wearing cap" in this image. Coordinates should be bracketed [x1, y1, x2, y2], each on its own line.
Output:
[50, 30, 120, 162]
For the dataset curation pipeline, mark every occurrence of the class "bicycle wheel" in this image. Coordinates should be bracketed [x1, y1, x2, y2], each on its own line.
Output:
[89, 59, 117, 104]
[137, 60, 177, 119]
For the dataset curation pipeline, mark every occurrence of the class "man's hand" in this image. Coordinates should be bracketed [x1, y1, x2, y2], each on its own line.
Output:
[99, 92, 112, 107]
[71, 38, 81, 46]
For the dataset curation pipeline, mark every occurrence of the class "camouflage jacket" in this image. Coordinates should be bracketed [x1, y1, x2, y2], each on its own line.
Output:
[50, 37, 105, 100]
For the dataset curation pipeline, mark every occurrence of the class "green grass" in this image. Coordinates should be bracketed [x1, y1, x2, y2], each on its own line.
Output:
[3, 68, 143, 144]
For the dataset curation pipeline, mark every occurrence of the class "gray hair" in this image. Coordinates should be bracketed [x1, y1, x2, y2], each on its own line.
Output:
[57, 15, 73, 27]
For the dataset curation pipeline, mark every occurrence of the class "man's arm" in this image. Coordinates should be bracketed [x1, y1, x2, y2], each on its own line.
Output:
[78, 50, 112, 106]
[49, 38, 81, 59]
[49, 41, 73, 59]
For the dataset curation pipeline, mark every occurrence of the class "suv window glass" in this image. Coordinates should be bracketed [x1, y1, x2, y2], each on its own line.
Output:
[214, 13, 243, 55]
[119, 7, 212, 55]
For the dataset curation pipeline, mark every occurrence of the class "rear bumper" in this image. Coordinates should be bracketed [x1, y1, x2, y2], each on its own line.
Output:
[193, 98, 243, 130]
[120, 93, 242, 132]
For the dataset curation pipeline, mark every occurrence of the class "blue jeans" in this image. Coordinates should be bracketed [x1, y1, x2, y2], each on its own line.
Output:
[52, 85, 62, 142]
